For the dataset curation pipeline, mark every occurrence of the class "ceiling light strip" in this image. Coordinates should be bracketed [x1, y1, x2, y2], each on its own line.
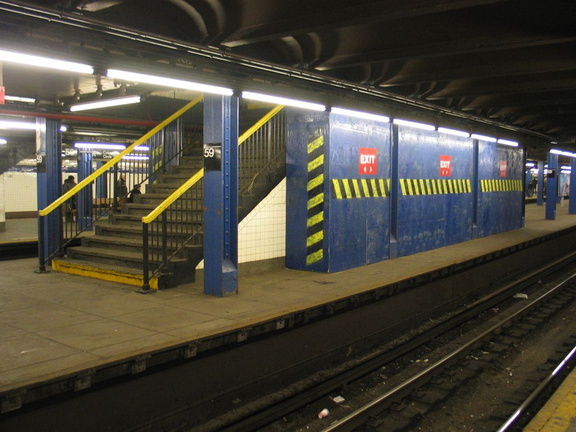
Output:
[0, 49, 94, 74]
[70, 96, 142, 112]
[242, 91, 325, 111]
[332, 107, 389, 123]
[393, 118, 435, 131]
[107, 69, 233, 96]
[438, 127, 470, 138]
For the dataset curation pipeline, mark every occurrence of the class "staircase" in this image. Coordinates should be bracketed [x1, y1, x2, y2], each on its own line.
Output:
[52, 150, 205, 289]
[49, 104, 287, 290]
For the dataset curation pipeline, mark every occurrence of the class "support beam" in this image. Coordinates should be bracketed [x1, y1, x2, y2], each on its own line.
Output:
[203, 94, 239, 297]
[545, 153, 558, 220]
[36, 118, 62, 265]
[537, 160, 544, 206]
[570, 159, 576, 215]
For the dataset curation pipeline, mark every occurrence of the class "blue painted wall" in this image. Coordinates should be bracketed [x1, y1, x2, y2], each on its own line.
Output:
[396, 127, 474, 257]
[286, 110, 330, 272]
[286, 110, 391, 272]
[476, 141, 524, 236]
[327, 113, 391, 271]
[285, 112, 524, 274]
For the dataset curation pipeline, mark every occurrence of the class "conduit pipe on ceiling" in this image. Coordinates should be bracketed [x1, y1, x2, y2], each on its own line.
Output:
[0, 108, 158, 127]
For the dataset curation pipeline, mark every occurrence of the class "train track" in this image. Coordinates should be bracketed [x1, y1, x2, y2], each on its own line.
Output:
[208, 253, 576, 432]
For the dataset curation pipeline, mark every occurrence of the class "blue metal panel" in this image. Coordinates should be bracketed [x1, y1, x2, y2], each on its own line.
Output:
[396, 127, 474, 257]
[36, 118, 62, 262]
[77, 151, 93, 231]
[286, 109, 330, 272]
[476, 140, 524, 236]
[545, 152, 558, 220]
[570, 158, 576, 214]
[327, 113, 391, 272]
[203, 94, 239, 296]
[537, 161, 544, 206]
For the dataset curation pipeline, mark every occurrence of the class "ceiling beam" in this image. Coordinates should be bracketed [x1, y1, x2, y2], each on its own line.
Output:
[222, 0, 511, 47]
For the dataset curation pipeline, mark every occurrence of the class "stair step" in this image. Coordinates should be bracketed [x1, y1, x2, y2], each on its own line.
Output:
[122, 202, 203, 216]
[51, 258, 159, 290]
[67, 245, 187, 270]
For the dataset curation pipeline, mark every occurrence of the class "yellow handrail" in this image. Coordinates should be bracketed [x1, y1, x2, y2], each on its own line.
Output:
[38, 95, 204, 217]
[141, 104, 285, 225]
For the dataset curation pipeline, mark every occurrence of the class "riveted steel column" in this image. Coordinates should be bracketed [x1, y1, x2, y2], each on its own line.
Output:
[389, 123, 399, 259]
[537, 160, 544, 206]
[77, 151, 93, 230]
[569, 158, 576, 214]
[36, 118, 62, 266]
[203, 94, 239, 297]
[545, 152, 558, 220]
[472, 138, 479, 238]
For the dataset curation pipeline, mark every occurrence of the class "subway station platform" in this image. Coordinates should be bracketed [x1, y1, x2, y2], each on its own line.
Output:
[1, 203, 576, 419]
[524, 365, 576, 432]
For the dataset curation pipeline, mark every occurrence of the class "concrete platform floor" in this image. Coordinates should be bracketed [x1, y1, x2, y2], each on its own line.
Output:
[1, 203, 575, 398]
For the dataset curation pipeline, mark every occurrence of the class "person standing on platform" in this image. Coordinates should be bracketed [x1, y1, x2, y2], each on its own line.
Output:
[116, 173, 128, 205]
[62, 175, 76, 222]
[128, 183, 141, 203]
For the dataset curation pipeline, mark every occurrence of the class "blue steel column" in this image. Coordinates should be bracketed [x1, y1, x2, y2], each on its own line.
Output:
[389, 123, 399, 259]
[36, 118, 62, 264]
[472, 138, 479, 238]
[545, 152, 558, 220]
[537, 161, 544, 206]
[203, 94, 239, 297]
[77, 151, 93, 230]
[569, 158, 576, 214]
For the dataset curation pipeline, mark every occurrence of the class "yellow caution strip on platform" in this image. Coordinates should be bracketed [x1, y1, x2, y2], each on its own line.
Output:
[399, 178, 472, 196]
[331, 178, 391, 199]
[51, 259, 158, 290]
[306, 133, 325, 266]
[480, 179, 522, 192]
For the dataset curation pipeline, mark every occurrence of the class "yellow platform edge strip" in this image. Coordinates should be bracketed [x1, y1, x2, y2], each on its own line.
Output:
[51, 260, 158, 290]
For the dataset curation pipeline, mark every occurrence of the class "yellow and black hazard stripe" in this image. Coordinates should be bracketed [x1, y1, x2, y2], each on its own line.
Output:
[331, 178, 390, 199]
[480, 179, 522, 192]
[306, 133, 325, 266]
[399, 178, 472, 196]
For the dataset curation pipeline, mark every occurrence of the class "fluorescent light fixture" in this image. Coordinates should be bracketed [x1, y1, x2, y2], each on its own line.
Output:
[60, 125, 68, 132]
[5, 95, 35, 103]
[0, 138, 7, 145]
[0, 120, 36, 130]
[561, 165, 571, 170]
[0, 49, 94, 74]
[497, 139, 519, 147]
[242, 91, 325, 111]
[74, 142, 125, 150]
[70, 96, 141, 112]
[525, 162, 535, 167]
[561, 170, 571, 174]
[134, 145, 149, 151]
[107, 69, 233, 96]
[438, 127, 470, 138]
[332, 107, 389, 123]
[393, 119, 435, 131]
[550, 148, 576, 157]
[122, 155, 149, 160]
[471, 133, 497, 142]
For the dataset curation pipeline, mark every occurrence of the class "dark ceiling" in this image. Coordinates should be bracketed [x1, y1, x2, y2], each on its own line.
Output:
[1, 0, 576, 162]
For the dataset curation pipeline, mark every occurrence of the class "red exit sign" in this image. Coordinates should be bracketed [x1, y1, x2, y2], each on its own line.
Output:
[359, 147, 377, 175]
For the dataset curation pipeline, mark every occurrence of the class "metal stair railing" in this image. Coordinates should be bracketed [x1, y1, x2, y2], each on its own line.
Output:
[37, 95, 204, 272]
[141, 105, 286, 290]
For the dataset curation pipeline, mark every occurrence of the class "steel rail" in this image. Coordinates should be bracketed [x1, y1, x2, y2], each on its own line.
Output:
[321, 270, 576, 432]
[217, 252, 576, 432]
[496, 344, 576, 432]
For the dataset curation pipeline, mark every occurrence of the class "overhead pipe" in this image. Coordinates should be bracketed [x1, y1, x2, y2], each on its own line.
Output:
[0, 1, 555, 145]
[0, 107, 157, 127]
